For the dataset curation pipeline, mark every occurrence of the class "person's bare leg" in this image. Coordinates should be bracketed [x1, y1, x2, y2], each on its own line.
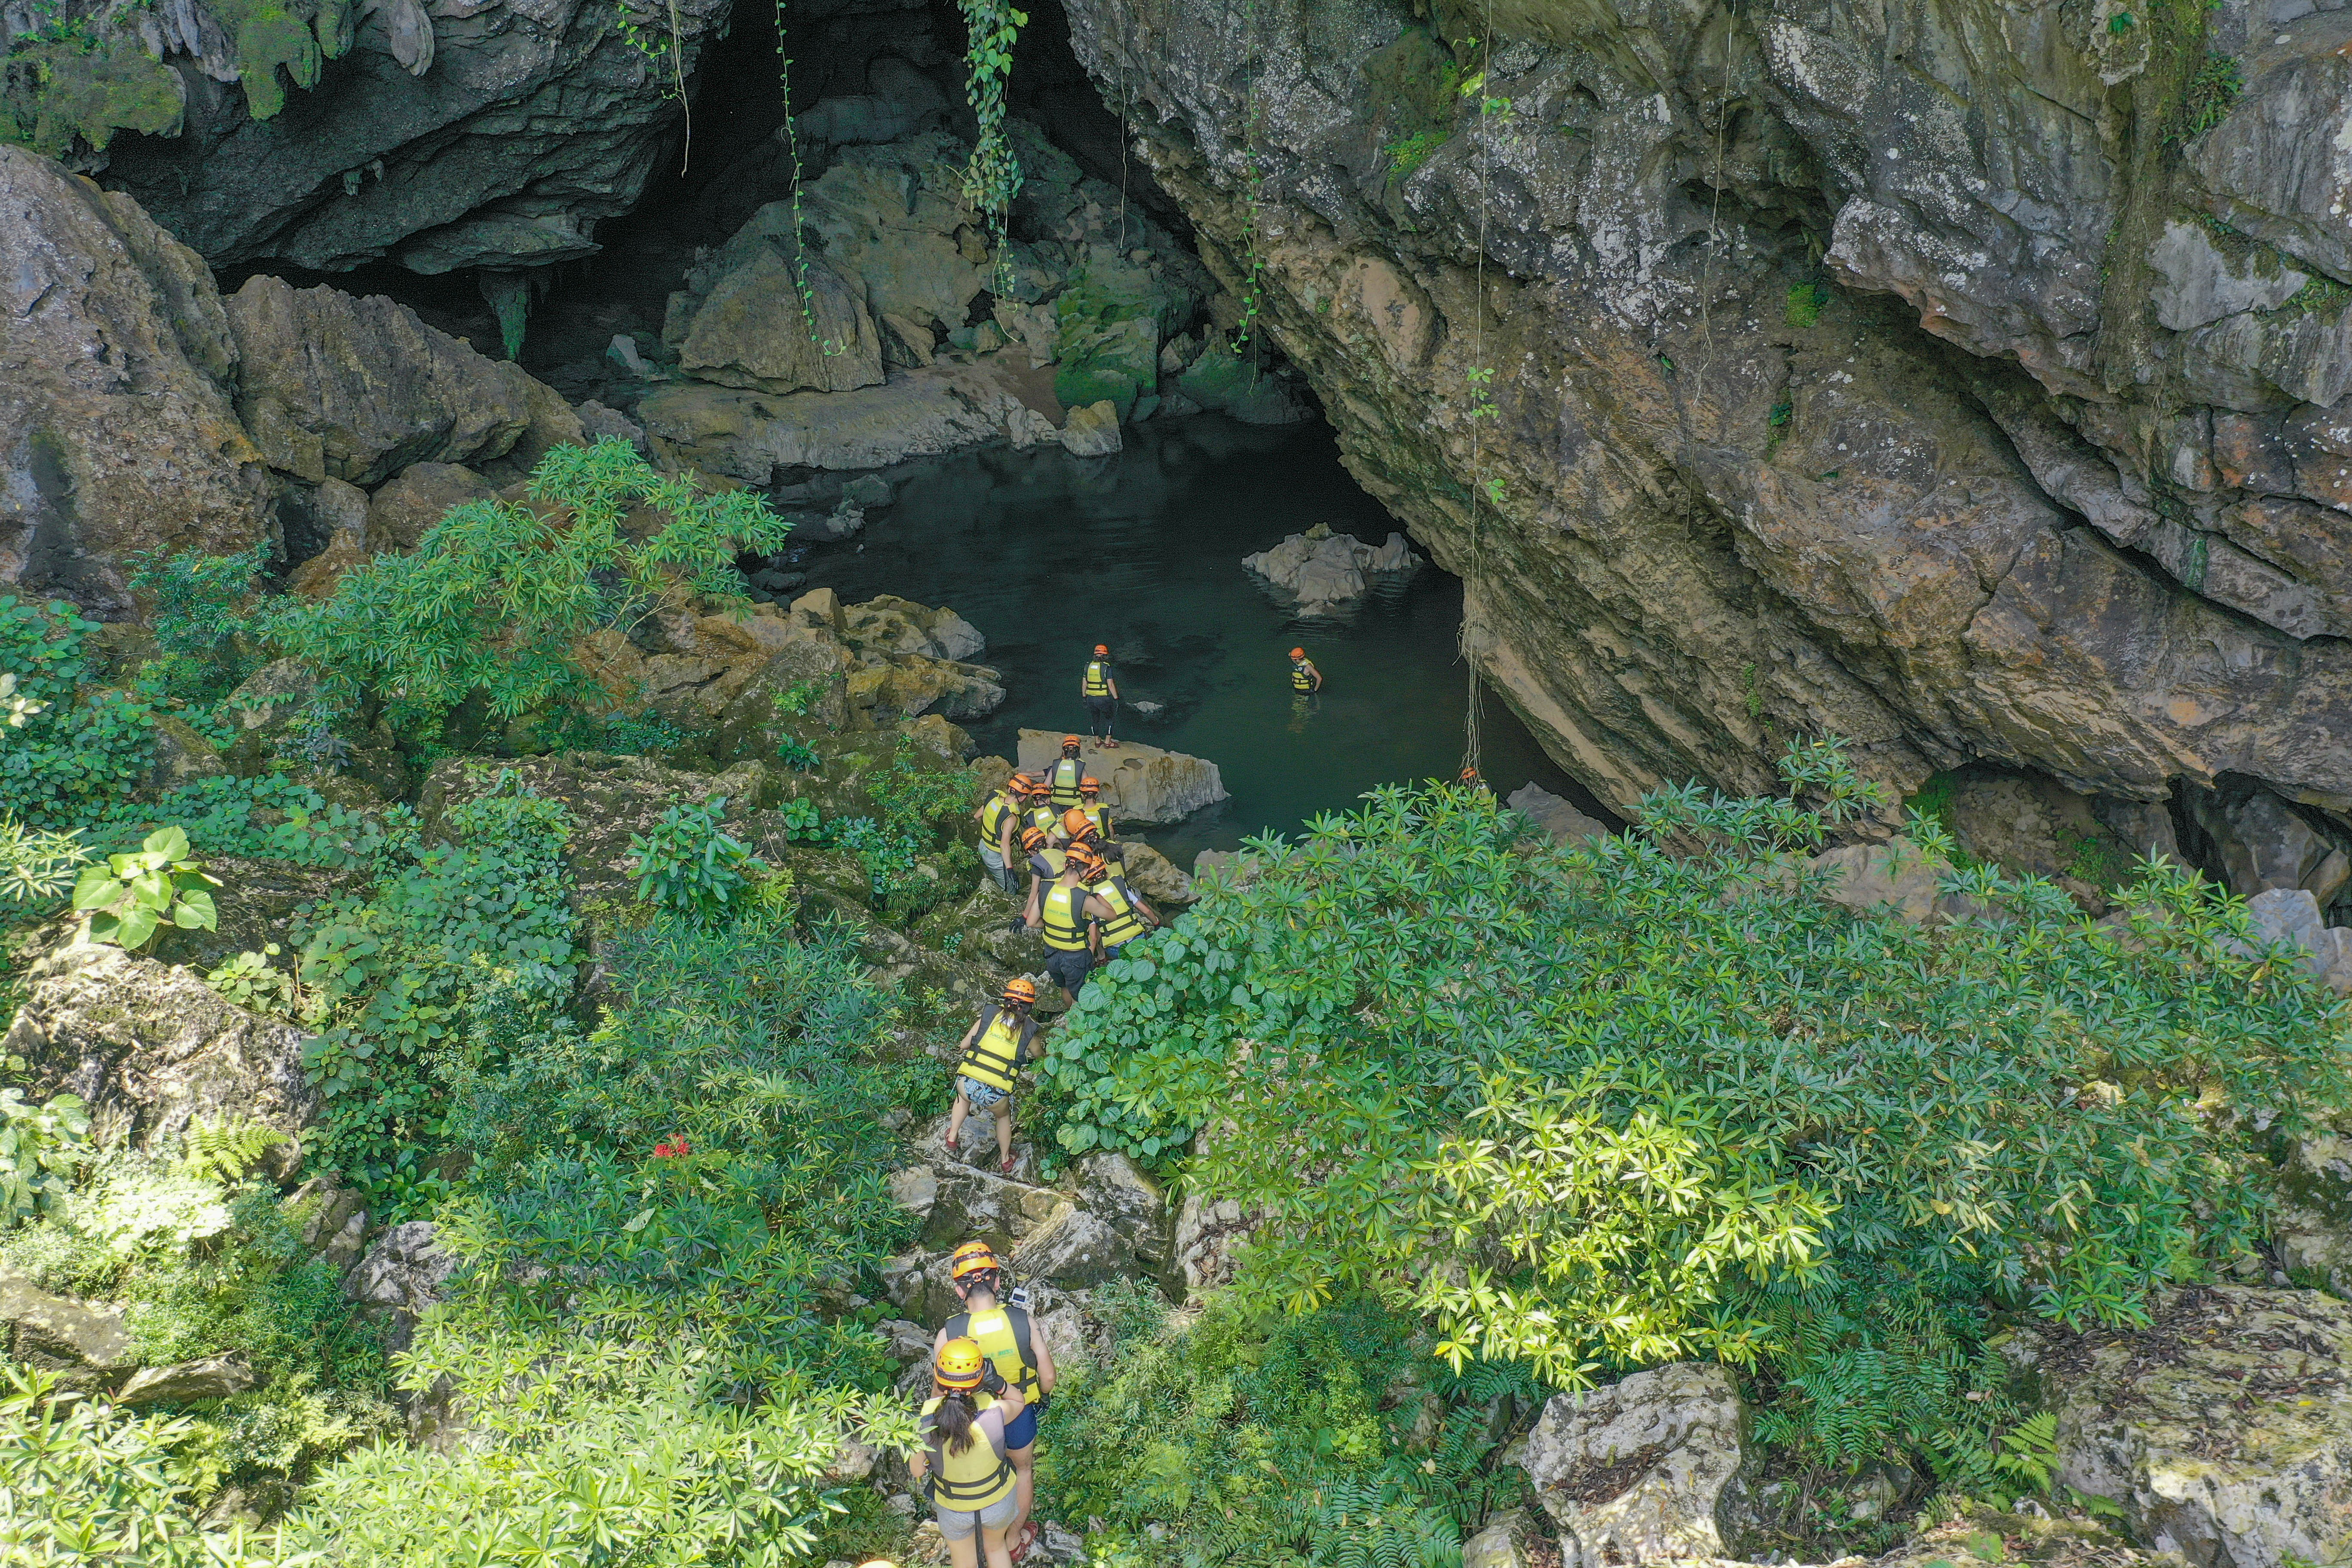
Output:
[948, 1525, 981, 1568]
[1008, 1447, 1036, 1541]
[946, 1089, 971, 1155]
[994, 1099, 1014, 1168]
[981, 1522, 1014, 1568]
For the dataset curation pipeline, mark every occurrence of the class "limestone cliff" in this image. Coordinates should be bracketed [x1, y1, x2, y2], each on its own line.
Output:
[1059, 0, 2352, 877]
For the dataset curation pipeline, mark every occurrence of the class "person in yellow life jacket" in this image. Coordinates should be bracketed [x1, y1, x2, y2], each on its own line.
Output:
[934, 1243, 1059, 1557]
[1080, 643, 1120, 747]
[1046, 735, 1087, 809]
[1074, 852, 1160, 959]
[1289, 646, 1323, 694]
[911, 1336, 1026, 1568]
[945, 979, 1038, 1174]
[1009, 826, 1065, 934]
[1018, 773, 1060, 841]
[974, 777, 1033, 896]
[1058, 806, 1126, 871]
[1026, 843, 1116, 1003]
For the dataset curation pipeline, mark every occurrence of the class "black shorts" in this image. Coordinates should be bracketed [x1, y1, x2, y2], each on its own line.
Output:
[1045, 946, 1093, 992]
[1086, 695, 1115, 721]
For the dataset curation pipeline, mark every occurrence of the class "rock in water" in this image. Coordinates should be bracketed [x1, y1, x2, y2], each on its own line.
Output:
[2004, 1286, 2352, 1568]
[0, 145, 274, 614]
[1016, 732, 1226, 825]
[1060, 399, 1124, 457]
[1242, 527, 1421, 615]
[1517, 1363, 1752, 1567]
[2, 941, 317, 1167]
[1505, 784, 1607, 846]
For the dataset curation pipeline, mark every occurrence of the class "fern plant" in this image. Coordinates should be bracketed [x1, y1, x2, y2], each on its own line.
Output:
[178, 1116, 291, 1183]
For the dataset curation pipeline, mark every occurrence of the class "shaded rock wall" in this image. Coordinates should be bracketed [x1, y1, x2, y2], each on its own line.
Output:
[1057, 0, 2351, 856]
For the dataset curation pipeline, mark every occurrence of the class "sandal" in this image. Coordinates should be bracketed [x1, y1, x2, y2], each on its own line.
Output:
[1001, 1153, 1018, 1175]
[1008, 1522, 1041, 1563]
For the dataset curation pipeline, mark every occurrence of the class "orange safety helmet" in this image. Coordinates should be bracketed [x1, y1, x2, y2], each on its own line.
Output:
[1061, 808, 1098, 840]
[1093, 643, 1109, 656]
[1074, 853, 1109, 883]
[950, 1240, 1004, 1280]
[1079, 776, 1102, 796]
[1289, 647, 1306, 659]
[1000, 977, 1038, 1007]
[1020, 826, 1050, 852]
[935, 1337, 988, 1389]
[1060, 734, 1082, 752]
[1009, 771, 1045, 797]
[1066, 842, 1104, 874]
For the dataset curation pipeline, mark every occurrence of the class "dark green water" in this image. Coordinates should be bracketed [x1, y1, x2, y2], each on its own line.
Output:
[798, 415, 1596, 864]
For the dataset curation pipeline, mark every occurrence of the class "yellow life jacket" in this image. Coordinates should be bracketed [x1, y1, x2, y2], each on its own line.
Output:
[979, 794, 1017, 845]
[1096, 876, 1147, 947]
[1040, 881, 1093, 952]
[1024, 802, 1062, 839]
[1048, 754, 1086, 808]
[956, 1008, 1033, 1093]
[945, 1304, 1041, 1399]
[1027, 845, 1066, 880]
[919, 1393, 1015, 1511]
[1290, 659, 1316, 692]
[1083, 660, 1113, 697]
[1077, 802, 1113, 841]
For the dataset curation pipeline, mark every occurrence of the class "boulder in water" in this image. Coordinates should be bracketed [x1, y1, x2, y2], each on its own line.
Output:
[1506, 784, 1608, 846]
[1060, 399, 1124, 457]
[1017, 732, 1226, 826]
[1243, 523, 1422, 614]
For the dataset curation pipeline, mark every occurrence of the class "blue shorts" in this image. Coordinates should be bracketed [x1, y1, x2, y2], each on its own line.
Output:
[1000, 1403, 1038, 1450]
[956, 1075, 1011, 1111]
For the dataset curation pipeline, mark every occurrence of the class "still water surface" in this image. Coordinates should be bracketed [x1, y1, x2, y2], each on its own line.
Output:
[798, 415, 1587, 864]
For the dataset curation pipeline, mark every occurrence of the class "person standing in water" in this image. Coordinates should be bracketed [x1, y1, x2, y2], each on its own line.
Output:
[1289, 646, 1323, 695]
[1081, 644, 1120, 747]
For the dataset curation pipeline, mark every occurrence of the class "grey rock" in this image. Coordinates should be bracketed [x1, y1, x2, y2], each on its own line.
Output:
[1518, 1363, 1751, 1566]
[1243, 526, 1420, 612]
[2187, 786, 2350, 903]
[2241, 888, 2352, 993]
[1461, 1511, 1527, 1568]
[345, 1220, 456, 1353]
[1506, 784, 1607, 847]
[576, 399, 648, 457]
[2146, 220, 2307, 333]
[638, 368, 1008, 481]
[116, 1357, 258, 1407]
[1015, 732, 1226, 826]
[842, 474, 894, 510]
[364, 461, 496, 553]
[100, 0, 733, 275]
[1072, 1152, 1170, 1264]
[0, 1268, 132, 1371]
[1012, 1203, 1133, 1287]
[606, 335, 649, 376]
[0, 145, 273, 617]
[1060, 398, 1124, 457]
[1007, 403, 1062, 450]
[2, 941, 318, 1163]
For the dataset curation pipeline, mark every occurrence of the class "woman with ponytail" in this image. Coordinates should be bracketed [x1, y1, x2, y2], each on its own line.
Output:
[911, 1338, 1026, 1568]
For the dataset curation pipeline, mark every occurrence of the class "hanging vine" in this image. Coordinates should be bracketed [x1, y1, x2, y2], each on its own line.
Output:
[772, 0, 848, 358]
[956, 0, 1028, 295]
[617, 0, 693, 172]
[1458, 7, 1510, 784]
[1224, 0, 1268, 349]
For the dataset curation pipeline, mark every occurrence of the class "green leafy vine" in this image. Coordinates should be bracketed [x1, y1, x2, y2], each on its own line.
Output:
[956, 0, 1027, 294]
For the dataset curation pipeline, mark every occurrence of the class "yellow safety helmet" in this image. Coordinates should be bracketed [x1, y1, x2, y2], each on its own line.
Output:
[949, 1241, 1003, 1281]
[935, 1337, 988, 1389]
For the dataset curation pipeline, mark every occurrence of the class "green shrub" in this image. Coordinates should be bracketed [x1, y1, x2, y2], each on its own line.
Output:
[71, 825, 220, 951]
[1785, 280, 1831, 328]
[128, 542, 272, 712]
[0, 595, 154, 826]
[84, 774, 400, 870]
[0, 812, 88, 906]
[261, 440, 791, 740]
[628, 795, 756, 921]
[1384, 128, 1450, 178]
[1042, 739, 2352, 1476]
[1041, 1296, 1531, 1568]
[297, 776, 578, 1202]
[0, 1087, 88, 1227]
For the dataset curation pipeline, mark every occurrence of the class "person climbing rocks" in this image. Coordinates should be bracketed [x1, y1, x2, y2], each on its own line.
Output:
[1289, 647, 1323, 694]
[1081, 644, 1120, 747]
[1075, 850, 1160, 959]
[1074, 777, 1115, 847]
[1009, 827, 1066, 934]
[945, 978, 1039, 1173]
[974, 778, 1029, 896]
[1029, 842, 1116, 1002]
[1016, 773, 1060, 842]
[1047, 735, 1088, 810]
[1060, 804, 1124, 868]
[935, 1243, 1059, 1560]
[911, 1336, 1026, 1568]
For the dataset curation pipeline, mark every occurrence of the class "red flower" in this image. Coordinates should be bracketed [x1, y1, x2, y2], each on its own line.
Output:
[652, 1136, 691, 1159]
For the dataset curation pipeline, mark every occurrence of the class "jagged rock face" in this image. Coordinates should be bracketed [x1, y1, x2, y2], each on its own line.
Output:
[1059, 0, 2352, 830]
[80, 0, 733, 273]
[0, 144, 274, 612]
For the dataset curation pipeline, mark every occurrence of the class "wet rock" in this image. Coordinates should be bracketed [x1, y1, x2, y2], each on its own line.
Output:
[0, 1267, 132, 1372]
[1244, 523, 1421, 613]
[2, 941, 318, 1166]
[2002, 1286, 2352, 1568]
[638, 368, 1009, 481]
[224, 275, 569, 487]
[345, 1221, 456, 1355]
[1517, 1363, 1751, 1566]
[1007, 403, 1062, 450]
[1175, 337, 1311, 425]
[1506, 784, 1607, 847]
[1113, 842, 1194, 907]
[0, 145, 273, 615]
[363, 462, 496, 553]
[286, 477, 373, 600]
[117, 1357, 259, 1407]
[1060, 398, 1123, 458]
[1016, 733, 1226, 827]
